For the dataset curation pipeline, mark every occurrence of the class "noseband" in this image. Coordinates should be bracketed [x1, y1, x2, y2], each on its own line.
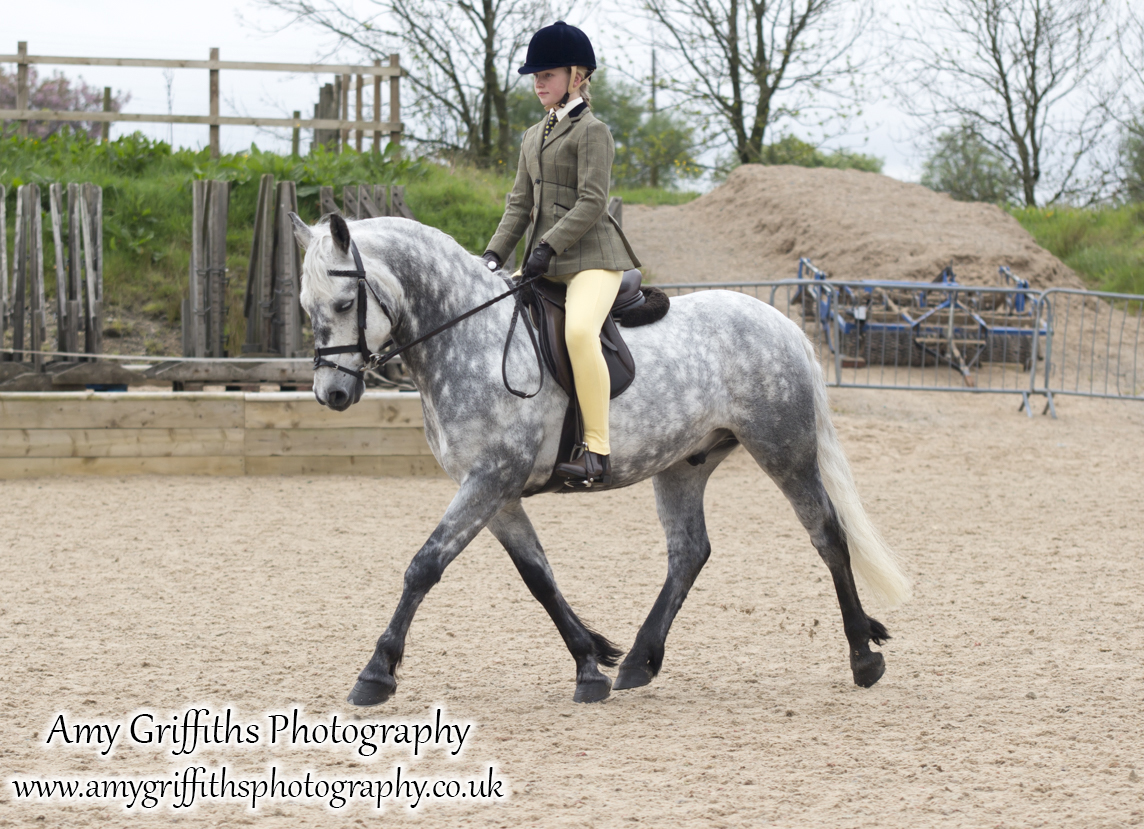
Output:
[312, 240, 398, 382]
[311, 239, 545, 398]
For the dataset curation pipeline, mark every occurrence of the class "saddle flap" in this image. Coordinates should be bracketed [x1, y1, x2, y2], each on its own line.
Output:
[528, 278, 636, 401]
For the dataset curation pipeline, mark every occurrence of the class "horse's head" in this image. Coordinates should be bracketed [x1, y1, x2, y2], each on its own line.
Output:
[292, 212, 403, 411]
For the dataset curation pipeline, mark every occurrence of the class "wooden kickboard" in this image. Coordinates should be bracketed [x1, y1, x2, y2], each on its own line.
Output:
[0, 428, 245, 458]
[243, 393, 424, 429]
[0, 391, 438, 478]
[243, 427, 433, 457]
[244, 456, 446, 477]
[0, 456, 247, 478]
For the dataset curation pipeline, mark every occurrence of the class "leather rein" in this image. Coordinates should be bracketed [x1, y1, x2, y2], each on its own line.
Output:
[313, 239, 545, 398]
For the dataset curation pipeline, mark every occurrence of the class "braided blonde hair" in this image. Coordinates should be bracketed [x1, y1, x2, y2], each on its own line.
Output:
[571, 66, 592, 106]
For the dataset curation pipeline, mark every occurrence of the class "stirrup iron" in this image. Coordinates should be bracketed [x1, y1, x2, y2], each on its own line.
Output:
[555, 444, 612, 488]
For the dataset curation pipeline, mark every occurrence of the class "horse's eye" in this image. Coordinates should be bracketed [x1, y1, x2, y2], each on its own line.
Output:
[335, 300, 354, 314]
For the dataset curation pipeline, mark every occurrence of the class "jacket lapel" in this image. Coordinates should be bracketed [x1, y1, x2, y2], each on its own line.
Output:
[525, 122, 543, 179]
[540, 102, 588, 156]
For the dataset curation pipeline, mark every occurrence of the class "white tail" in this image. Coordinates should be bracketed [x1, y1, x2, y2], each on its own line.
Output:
[801, 336, 913, 608]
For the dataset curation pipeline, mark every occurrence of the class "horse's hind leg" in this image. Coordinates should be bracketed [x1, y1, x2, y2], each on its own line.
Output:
[614, 448, 732, 691]
[486, 501, 622, 703]
[743, 438, 889, 688]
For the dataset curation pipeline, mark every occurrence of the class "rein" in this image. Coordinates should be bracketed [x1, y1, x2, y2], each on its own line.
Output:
[314, 239, 545, 398]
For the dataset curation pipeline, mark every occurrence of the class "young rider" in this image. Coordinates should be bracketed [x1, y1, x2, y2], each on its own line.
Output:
[481, 21, 640, 486]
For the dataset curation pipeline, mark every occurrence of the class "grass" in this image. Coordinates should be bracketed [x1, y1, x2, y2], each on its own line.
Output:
[612, 186, 700, 206]
[1011, 204, 1144, 295]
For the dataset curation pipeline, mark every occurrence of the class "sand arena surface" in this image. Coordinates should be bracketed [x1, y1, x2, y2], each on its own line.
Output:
[2, 389, 1143, 828]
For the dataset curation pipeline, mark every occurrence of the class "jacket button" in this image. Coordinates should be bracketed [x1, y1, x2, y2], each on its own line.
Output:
[534, 178, 541, 184]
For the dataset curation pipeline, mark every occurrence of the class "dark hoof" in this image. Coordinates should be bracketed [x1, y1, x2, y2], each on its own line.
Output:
[613, 663, 654, 691]
[851, 651, 886, 688]
[346, 676, 396, 707]
[573, 674, 612, 704]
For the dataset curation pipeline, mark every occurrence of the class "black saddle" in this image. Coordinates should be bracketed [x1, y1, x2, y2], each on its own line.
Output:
[521, 269, 671, 494]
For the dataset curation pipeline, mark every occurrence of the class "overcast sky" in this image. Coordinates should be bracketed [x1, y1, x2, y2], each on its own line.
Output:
[5, 0, 925, 181]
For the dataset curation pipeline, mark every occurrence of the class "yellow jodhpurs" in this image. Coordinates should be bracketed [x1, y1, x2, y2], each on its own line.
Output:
[558, 268, 623, 455]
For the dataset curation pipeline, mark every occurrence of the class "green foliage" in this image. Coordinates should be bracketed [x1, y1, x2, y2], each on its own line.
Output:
[760, 135, 883, 173]
[505, 71, 700, 188]
[611, 186, 700, 206]
[1121, 125, 1144, 204]
[716, 135, 883, 180]
[591, 73, 700, 188]
[921, 124, 1020, 205]
[402, 165, 516, 255]
[1012, 204, 1144, 294]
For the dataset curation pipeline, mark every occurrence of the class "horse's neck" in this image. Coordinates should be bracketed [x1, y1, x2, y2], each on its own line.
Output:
[380, 233, 510, 386]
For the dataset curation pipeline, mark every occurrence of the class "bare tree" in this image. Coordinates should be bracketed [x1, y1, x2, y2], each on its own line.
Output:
[897, 0, 1116, 206]
[642, 0, 876, 167]
[1111, 3, 1144, 200]
[1113, 5, 1144, 138]
[253, 0, 549, 163]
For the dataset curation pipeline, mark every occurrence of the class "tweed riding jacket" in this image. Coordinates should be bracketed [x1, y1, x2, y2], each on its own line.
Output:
[486, 102, 640, 280]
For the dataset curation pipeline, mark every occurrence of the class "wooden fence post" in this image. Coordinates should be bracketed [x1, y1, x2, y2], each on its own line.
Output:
[30, 189, 46, 370]
[79, 184, 102, 359]
[207, 180, 229, 357]
[243, 174, 275, 354]
[209, 47, 220, 159]
[342, 186, 360, 220]
[359, 185, 383, 218]
[319, 186, 340, 216]
[275, 181, 302, 357]
[355, 74, 364, 152]
[314, 84, 337, 151]
[389, 54, 401, 149]
[48, 184, 68, 354]
[16, 42, 28, 139]
[373, 59, 382, 154]
[374, 185, 390, 217]
[291, 110, 300, 157]
[340, 72, 350, 152]
[66, 183, 82, 355]
[12, 186, 27, 361]
[101, 87, 111, 142]
[0, 184, 7, 357]
[390, 185, 415, 220]
[187, 180, 208, 357]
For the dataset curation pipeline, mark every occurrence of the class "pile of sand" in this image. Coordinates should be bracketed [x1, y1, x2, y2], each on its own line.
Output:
[625, 165, 1084, 288]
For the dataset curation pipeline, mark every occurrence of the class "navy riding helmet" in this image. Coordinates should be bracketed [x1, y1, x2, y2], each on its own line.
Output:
[518, 21, 597, 76]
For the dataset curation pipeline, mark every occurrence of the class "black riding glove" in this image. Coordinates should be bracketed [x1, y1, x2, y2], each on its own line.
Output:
[481, 251, 502, 273]
[521, 242, 556, 279]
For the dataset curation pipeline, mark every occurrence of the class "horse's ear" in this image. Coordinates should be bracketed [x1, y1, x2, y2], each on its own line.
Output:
[329, 213, 352, 255]
[289, 213, 313, 250]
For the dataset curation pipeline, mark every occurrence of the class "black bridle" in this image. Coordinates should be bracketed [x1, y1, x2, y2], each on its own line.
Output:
[312, 240, 398, 382]
[312, 239, 545, 397]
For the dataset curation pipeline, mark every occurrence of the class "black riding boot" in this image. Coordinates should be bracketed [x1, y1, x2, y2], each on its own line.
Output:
[555, 448, 612, 487]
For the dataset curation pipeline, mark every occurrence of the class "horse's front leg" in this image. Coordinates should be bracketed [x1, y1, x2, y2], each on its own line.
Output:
[347, 472, 516, 707]
[486, 501, 623, 703]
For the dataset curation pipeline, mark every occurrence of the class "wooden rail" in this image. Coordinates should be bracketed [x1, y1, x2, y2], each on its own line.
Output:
[0, 391, 444, 478]
[0, 42, 403, 158]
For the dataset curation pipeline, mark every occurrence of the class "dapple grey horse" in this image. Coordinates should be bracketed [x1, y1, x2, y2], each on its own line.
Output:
[291, 212, 911, 706]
